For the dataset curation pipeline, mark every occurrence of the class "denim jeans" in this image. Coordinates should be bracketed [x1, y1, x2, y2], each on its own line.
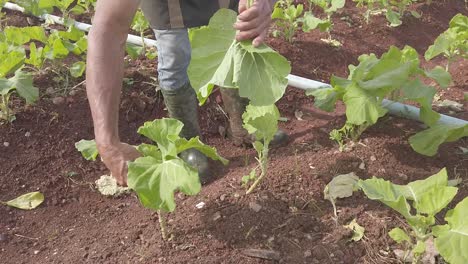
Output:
[154, 29, 191, 91]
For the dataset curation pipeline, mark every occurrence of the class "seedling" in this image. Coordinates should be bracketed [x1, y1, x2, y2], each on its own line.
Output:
[241, 104, 280, 194]
[303, 0, 345, 46]
[308, 45, 456, 156]
[353, 0, 421, 27]
[0, 70, 38, 123]
[359, 168, 468, 264]
[425, 14, 468, 71]
[271, 0, 304, 43]
[76, 119, 228, 239]
[131, 10, 150, 52]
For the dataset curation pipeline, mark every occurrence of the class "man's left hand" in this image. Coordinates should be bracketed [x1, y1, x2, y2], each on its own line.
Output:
[235, 0, 275, 47]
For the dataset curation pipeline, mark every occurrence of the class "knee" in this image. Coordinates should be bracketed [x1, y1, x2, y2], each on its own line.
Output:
[155, 29, 191, 70]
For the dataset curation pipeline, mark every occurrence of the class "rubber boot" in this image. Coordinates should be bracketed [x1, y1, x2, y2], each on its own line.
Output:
[161, 83, 209, 182]
[220, 88, 289, 147]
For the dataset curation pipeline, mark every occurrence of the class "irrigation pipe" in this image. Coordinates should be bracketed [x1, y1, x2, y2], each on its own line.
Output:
[3, 2, 157, 47]
[3, 2, 467, 126]
[287, 75, 467, 126]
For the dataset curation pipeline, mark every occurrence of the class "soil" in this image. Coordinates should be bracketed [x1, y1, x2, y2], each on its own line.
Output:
[1, 2, 467, 264]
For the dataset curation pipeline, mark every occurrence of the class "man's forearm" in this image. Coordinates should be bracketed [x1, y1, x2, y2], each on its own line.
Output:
[85, 0, 139, 146]
[86, 28, 126, 145]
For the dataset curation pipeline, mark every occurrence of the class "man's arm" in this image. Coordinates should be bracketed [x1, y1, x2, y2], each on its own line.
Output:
[86, 0, 140, 185]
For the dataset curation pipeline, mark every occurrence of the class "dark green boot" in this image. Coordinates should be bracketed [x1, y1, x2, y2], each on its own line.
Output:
[220, 88, 289, 148]
[161, 83, 209, 182]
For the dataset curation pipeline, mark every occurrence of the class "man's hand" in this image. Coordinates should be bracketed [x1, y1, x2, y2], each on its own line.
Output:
[87, 0, 140, 186]
[97, 142, 140, 186]
[235, 0, 275, 47]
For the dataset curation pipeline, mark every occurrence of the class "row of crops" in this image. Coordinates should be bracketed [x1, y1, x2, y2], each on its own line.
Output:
[1, 1, 467, 263]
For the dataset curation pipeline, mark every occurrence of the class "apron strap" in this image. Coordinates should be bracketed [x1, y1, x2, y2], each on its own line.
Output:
[218, 0, 230, 8]
[168, 0, 185, 28]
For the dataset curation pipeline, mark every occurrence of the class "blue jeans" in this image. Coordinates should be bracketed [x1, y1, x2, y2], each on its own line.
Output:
[154, 29, 191, 91]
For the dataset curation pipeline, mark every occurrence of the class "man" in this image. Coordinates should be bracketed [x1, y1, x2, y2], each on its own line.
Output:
[86, 0, 287, 186]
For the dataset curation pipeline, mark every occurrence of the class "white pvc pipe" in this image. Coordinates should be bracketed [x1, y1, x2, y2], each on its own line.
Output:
[289, 77, 467, 126]
[3, 2, 467, 126]
[3, 2, 157, 47]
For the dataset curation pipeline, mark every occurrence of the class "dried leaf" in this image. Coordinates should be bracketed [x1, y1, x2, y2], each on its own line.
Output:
[3, 192, 44, 210]
[324, 172, 360, 201]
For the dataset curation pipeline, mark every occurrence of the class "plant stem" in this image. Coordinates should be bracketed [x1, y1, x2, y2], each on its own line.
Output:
[246, 142, 269, 194]
[140, 31, 146, 53]
[158, 210, 168, 240]
[1, 94, 11, 123]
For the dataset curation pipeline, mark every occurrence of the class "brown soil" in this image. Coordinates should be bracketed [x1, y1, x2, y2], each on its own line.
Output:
[1, 2, 467, 264]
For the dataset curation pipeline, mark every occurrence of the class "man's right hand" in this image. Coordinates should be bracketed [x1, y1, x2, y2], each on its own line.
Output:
[97, 142, 140, 186]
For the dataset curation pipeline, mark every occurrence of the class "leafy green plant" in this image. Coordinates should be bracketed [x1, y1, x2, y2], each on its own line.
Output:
[241, 104, 280, 194]
[408, 123, 468, 156]
[425, 14, 468, 71]
[188, 8, 291, 193]
[353, 0, 421, 27]
[12, 0, 55, 16]
[75, 139, 99, 160]
[76, 119, 228, 239]
[188, 8, 291, 106]
[302, 0, 345, 46]
[358, 168, 468, 264]
[127, 118, 228, 239]
[131, 10, 150, 50]
[271, 0, 304, 43]
[308, 45, 455, 155]
[0, 70, 38, 123]
[0, 0, 7, 30]
[13, 0, 95, 22]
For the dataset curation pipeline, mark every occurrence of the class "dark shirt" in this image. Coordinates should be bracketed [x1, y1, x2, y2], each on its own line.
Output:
[140, 0, 238, 29]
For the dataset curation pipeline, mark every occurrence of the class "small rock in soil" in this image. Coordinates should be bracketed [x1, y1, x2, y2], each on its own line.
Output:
[242, 249, 280, 261]
[212, 212, 222, 221]
[195, 202, 205, 209]
[398, 173, 408, 181]
[294, 110, 304, 121]
[3, 142, 9, 147]
[52, 97, 66, 105]
[312, 247, 329, 260]
[219, 194, 227, 201]
[370, 155, 376, 162]
[25, 132, 31, 137]
[249, 202, 262, 212]
[33, 250, 40, 255]
[0, 234, 8, 243]
[304, 250, 312, 258]
[137, 223, 148, 229]
[69, 90, 79, 96]
[359, 162, 366, 170]
[46, 87, 55, 94]
[215, 94, 223, 104]
[66, 97, 75, 104]
[334, 250, 345, 259]
[218, 126, 226, 138]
